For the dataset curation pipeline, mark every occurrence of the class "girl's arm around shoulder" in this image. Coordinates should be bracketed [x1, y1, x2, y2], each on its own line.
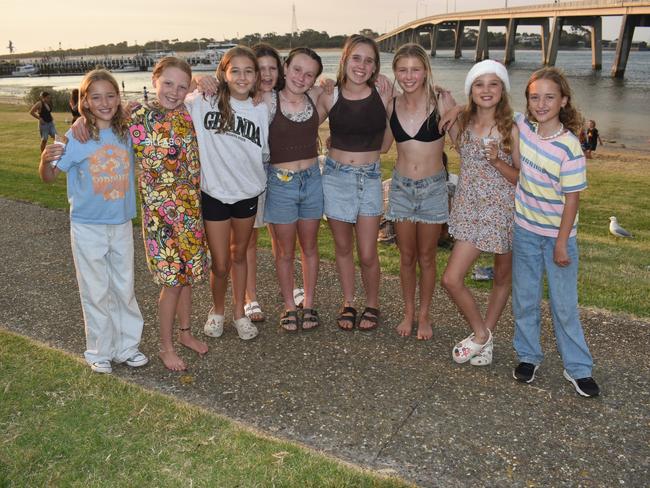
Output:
[381, 97, 396, 154]
[438, 93, 461, 142]
[39, 143, 64, 183]
[315, 89, 334, 123]
[376, 74, 396, 106]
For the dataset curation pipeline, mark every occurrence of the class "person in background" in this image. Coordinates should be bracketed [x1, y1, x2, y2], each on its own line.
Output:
[69, 88, 81, 123]
[30, 91, 57, 151]
[584, 119, 603, 159]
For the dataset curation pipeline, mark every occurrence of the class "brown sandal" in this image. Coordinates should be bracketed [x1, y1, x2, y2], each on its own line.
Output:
[358, 307, 380, 331]
[279, 310, 300, 333]
[301, 308, 320, 331]
[337, 306, 357, 331]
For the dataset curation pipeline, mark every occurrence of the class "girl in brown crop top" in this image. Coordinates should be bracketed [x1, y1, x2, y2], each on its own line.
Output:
[316, 35, 393, 332]
[383, 43, 458, 341]
[261, 47, 329, 332]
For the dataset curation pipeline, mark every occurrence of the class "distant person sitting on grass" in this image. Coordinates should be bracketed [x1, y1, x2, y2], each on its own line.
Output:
[29, 91, 57, 151]
[583, 119, 603, 159]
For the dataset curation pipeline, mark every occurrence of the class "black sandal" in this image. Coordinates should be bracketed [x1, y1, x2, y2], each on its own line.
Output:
[279, 310, 300, 333]
[359, 307, 380, 331]
[337, 306, 357, 331]
[301, 308, 320, 331]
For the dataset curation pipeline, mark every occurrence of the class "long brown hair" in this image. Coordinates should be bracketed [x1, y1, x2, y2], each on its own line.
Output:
[213, 46, 258, 133]
[336, 34, 380, 88]
[392, 43, 439, 125]
[79, 69, 129, 141]
[456, 75, 514, 154]
[525, 67, 584, 136]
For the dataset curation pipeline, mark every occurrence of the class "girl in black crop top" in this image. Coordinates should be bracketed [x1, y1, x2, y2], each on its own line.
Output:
[316, 35, 393, 332]
[384, 43, 457, 341]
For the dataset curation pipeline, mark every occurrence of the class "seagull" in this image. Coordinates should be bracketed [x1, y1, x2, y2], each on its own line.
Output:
[609, 216, 633, 238]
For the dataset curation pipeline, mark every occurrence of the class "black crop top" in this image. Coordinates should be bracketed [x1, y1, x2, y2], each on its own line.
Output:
[389, 103, 444, 143]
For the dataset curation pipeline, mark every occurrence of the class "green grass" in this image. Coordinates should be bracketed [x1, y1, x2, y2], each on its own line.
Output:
[1, 103, 649, 316]
[0, 330, 411, 487]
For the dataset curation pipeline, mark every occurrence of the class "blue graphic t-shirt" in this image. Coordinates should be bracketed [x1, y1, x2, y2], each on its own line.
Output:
[56, 128, 137, 224]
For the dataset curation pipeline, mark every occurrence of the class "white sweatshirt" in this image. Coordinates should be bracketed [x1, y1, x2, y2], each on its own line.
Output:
[185, 90, 269, 204]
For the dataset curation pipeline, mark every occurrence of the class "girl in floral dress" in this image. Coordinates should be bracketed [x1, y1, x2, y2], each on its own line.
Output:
[440, 60, 520, 366]
[128, 57, 209, 371]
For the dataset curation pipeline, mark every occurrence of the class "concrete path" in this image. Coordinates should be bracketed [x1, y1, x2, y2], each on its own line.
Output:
[1, 198, 648, 487]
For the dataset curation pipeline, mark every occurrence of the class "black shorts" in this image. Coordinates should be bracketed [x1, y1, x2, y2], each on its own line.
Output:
[201, 191, 259, 221]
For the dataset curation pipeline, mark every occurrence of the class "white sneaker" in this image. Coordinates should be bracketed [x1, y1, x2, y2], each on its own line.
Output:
[204, 307, 225, 337]
[125, 351, 149, 368]
[233, 316, 259, 340]
[91, 361, 112, 374]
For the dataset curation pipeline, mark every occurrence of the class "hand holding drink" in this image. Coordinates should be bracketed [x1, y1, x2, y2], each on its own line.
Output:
[48, 134, 68, 167]
[481, 136, 497, 164]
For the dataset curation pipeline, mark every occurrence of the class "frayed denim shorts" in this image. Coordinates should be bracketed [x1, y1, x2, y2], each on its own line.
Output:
[386, 168, 448, 224]
[264, 163, 323, 224]
[322, 157, 382, 223]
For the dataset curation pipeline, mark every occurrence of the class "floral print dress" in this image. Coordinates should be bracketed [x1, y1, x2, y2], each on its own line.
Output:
[130, 101, 208, 287]
[448, 129, 515, 254]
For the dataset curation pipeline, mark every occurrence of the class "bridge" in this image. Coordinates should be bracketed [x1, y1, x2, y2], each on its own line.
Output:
[376, 0, 650, 78]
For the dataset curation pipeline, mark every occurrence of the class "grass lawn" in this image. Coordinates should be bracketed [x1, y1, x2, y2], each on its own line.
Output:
[0, 330, 410, 487]
[1, 102, 648, 316]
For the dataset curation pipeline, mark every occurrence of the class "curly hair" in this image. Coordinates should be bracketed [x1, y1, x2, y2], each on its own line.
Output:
[213, 45, 259, 133]
[79, 69, 129, 142]
[455, 78, 514, 154]
[525, 67, 584, 136]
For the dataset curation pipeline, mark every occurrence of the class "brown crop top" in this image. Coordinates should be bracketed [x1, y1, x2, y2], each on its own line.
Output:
[329, 87, 386, 152]
[268, 93, 320, 165]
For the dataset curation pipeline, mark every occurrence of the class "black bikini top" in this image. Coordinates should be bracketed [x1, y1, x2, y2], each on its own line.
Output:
[389, 100, 444, 143]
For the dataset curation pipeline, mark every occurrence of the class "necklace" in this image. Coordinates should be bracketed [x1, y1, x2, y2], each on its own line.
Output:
[279, 90, 303, 104]
[537, 122, 564, 140]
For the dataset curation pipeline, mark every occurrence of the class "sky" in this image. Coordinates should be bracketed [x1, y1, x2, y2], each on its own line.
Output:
[4, 0, 649, 54]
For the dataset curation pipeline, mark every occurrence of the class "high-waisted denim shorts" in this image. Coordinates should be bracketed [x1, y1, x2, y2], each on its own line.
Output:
[264, 163, 323, 224]
[322, 157, 382, 223]
[386, 168, 448, 224]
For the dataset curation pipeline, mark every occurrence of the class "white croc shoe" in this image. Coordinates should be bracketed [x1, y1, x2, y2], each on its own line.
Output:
[470, 340, 493, 366]
[233, 316, 259, 340]
[452, 329, 492, 364]
[204, 307, 225, 338]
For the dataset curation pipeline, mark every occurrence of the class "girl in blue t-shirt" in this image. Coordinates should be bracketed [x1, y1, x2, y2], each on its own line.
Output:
[39, 69, 147, 375]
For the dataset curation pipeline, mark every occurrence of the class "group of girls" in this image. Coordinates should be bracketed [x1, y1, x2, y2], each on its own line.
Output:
[38, 35, 599, 395]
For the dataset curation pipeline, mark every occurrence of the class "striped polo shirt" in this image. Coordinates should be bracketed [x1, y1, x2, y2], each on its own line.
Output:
[514, 113, 587, 238]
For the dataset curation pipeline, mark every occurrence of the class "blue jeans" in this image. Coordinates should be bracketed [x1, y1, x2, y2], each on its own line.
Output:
[512, 223, 593, 378]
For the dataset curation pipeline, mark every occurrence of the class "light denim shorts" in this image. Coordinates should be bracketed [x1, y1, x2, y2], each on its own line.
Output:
[386, 168, 448, 224]
[264, 163, 324, 224]
[322, 157, 382, 223]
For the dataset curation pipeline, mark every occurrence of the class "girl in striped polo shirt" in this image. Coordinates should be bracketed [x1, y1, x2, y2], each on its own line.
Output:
[511, 67, 600, 397]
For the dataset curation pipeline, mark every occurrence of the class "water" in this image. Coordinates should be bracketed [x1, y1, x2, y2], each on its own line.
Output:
[2, 49, 649, 149]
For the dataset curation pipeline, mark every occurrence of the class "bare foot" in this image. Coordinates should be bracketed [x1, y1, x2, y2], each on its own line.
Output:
[179, 329, 209, 356]
[159, 350, 187, 371]
[396, 317, 414, 337]
[417, 319, 433, 340]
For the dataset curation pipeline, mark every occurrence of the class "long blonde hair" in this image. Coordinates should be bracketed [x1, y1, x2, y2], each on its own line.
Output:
[525, 67, 584, 136]
[392, 43, 439, 125]
[213, 46, 259, 133]
[79, 69, 129, 141]
[336, 34, 380, 88]
[456, 75, 514, 154]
